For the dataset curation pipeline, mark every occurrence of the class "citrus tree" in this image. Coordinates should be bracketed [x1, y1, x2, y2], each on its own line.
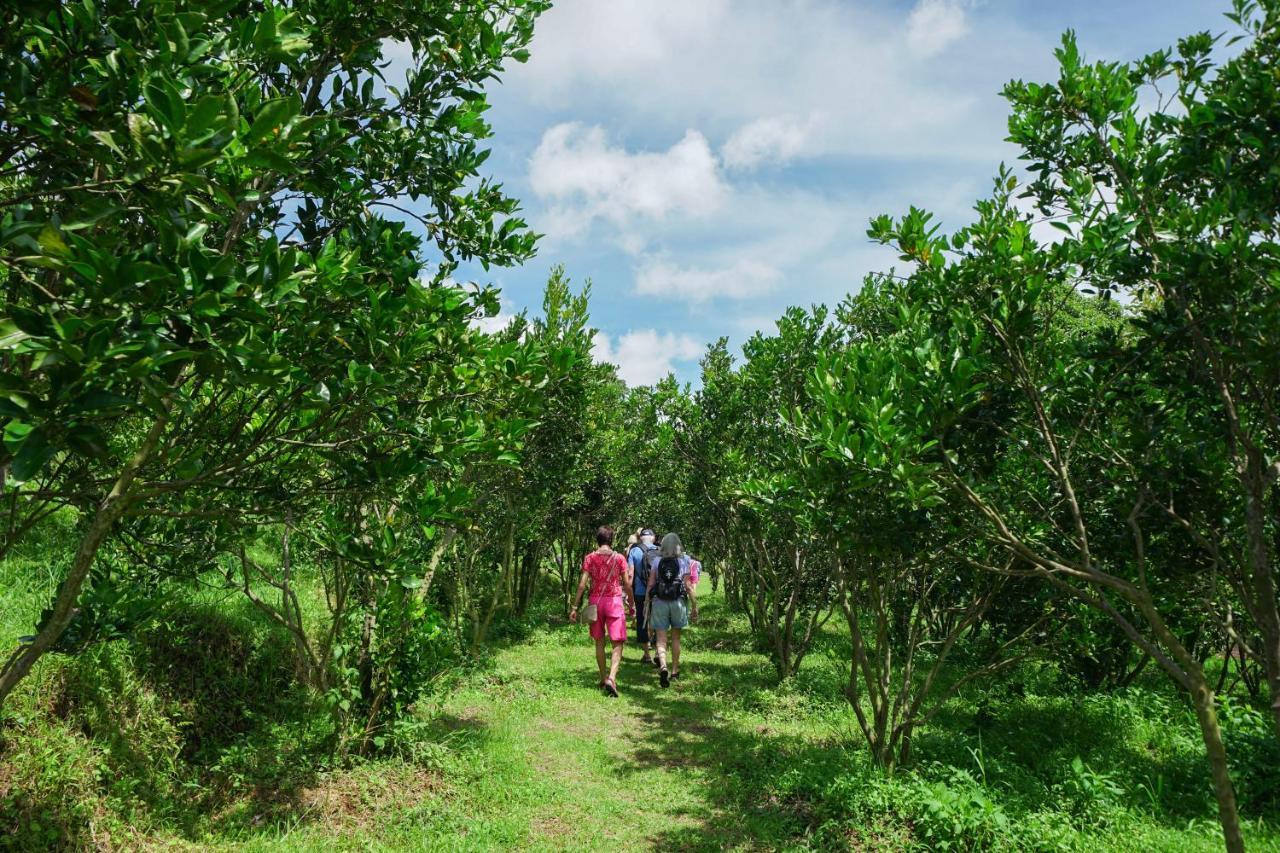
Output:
[0, 0, 547, 707]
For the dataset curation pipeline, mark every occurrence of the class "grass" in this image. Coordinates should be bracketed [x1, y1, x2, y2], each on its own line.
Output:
[2, 523, 1279, 850]
[232, 595, 1280, 851]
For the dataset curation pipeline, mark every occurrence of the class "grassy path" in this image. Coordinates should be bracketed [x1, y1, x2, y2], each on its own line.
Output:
[246, 590, 818, 852]
[405, 593, 799, 851]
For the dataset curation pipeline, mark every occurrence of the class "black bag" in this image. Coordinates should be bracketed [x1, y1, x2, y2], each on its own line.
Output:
[653, 555, 685, 601]
[633, 543, 657, 594]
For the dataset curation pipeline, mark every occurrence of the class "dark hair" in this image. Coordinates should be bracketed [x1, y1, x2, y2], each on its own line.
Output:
[596, 526, 614, 546]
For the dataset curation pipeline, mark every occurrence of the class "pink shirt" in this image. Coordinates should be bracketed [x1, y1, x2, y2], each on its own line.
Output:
[582, 550, 627, 599]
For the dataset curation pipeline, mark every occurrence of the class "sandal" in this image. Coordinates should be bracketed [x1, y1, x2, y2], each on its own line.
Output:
[604, 679, 619, 698]
[660, 668, 670, 688]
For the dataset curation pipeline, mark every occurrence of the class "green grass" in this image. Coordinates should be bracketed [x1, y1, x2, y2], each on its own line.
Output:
[3, 528, 1279, 850]
[219, 592, 1276, 852]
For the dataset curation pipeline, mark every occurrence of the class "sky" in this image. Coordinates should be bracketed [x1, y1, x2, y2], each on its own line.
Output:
[449, 0, 1233, 386]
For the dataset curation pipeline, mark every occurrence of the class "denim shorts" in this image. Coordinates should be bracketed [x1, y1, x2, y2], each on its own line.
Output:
[648, 597, 689, 630]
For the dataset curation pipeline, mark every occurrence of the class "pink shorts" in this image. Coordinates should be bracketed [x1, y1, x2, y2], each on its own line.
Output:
[589, 595, 627, 643]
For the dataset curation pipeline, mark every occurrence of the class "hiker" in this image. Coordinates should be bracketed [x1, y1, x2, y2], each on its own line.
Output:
[629, 527, 659, 665]
[646, 532, 698, 688]
[569, 525, 636, 698]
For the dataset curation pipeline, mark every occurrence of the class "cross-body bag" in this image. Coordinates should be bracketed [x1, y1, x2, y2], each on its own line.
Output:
[581, 553, 622, 625]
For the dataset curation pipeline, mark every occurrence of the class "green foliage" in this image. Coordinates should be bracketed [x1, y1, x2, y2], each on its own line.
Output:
[2, 1, 1279, 851]
[0, 0, 550, 710]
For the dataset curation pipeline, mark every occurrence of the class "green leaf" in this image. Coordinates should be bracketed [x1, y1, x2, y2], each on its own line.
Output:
[37, 223, 71, 258]
[0, 320, 31, 350]
[4, 420, 33, 453]
[183, 222, 209, 246]
[245, 96, 299, 145]
[10, 429, 52, 481]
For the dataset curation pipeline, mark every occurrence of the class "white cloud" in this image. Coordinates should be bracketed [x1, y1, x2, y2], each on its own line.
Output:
[528, 123, 726, 243]
[593, 329, 703, 386]
[502, 0, 1031, 162]
[469, 296, 519, 335]
[907, 0, 970, 57]
[471, 310, 518, 335]
[721, 116, 813, 170]
[635, 257, 781, 303]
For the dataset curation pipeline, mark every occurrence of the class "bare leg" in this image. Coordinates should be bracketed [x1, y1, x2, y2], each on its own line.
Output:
[655, 629, 669, 669]
[609, 640, 624, 685]
[671, 628, 682, 675]
[595, 636, 607, 684]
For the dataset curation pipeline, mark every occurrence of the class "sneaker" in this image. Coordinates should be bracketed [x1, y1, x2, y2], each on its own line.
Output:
[660, 668, 670, 688]
[604, 679, 619, 698]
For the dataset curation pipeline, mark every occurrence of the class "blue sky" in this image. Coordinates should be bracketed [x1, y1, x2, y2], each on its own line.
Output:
[450, 0, 1231, 385]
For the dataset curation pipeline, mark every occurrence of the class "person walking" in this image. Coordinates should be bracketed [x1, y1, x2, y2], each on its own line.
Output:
[569, 526, 635, 697]
[629, 527, 659, 665]
[646, 532, 698, 688]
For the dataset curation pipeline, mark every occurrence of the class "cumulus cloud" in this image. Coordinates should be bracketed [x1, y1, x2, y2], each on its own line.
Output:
[469, 295, 520, 335]
[528, 123, 726, 242]
[471, 310, 518, 335]
[503, 0, 1027, 162]
[593, 329, 703, 386]
[720, 116, 813, 170]
[907, 0, 970, 57]
[635, 258, 781, 303]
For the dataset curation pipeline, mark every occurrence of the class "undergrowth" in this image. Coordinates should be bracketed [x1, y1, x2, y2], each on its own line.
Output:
[1, 520, 1278, 850]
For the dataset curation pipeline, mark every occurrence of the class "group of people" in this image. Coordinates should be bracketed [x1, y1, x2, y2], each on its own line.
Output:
[568, 525, 703, 697]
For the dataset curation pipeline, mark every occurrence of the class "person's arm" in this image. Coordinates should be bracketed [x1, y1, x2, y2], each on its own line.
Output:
[568, 566, 590, 621]
[625, 574, 637, 615]
[622, 558, 637, 615]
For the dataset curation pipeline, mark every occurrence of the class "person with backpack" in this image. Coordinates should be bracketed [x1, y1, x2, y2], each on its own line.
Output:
[628, 527, 659, 665]
[646, 532, 698, 687]
[569, 525, 636, 697]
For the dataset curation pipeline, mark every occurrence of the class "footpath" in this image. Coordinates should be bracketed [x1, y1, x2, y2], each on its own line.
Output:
[419, 593, 795, 851]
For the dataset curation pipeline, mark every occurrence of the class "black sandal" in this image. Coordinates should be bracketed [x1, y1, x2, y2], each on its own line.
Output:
[660, 668, 670, 688]
[604, 679, 619, 698]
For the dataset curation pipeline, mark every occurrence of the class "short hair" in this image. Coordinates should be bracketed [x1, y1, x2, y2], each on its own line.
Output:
[596, 525, 614, 546]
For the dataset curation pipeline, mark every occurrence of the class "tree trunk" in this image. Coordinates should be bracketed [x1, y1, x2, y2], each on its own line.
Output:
[474, 529, 514, 650]
[1242, 503, 1280, 739]
[419, 529, 458, 603]
[358, 607, 377, 704]
[0, 411, 170, 709]
[896, 723, 914, 769]
[1190, 680, 1245, 853]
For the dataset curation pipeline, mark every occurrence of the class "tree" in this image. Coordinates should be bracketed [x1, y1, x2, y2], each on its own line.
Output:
[0, 0, 547, 707]
[799, 283, 1051, 770]
[1005, 2, 1280, 741]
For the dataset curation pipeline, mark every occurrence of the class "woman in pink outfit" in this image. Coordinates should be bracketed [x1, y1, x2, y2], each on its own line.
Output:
[569, 526, 636, 697]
